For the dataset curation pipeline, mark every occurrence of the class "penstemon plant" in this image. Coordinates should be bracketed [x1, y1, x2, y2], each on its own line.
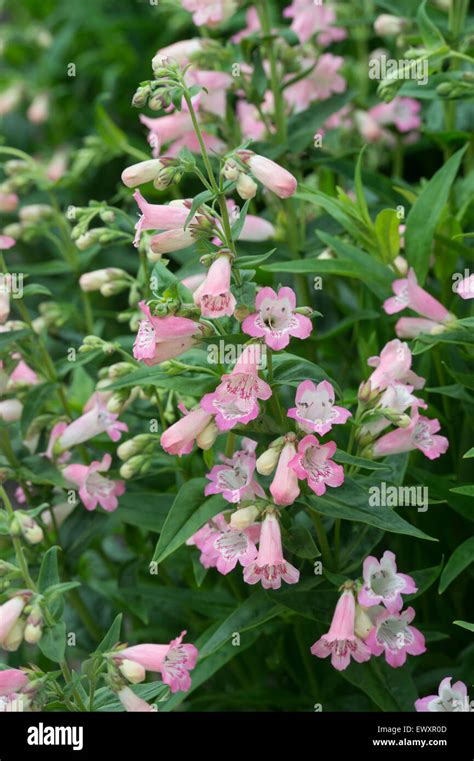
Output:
[0, 0, 473, 716]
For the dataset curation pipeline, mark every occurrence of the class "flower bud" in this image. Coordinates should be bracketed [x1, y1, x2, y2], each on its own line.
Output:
[121, 159, 164, 188]
[19, 204, 52, 223]
[236, 172, 257, 200]
[196, 420, 219, 450]
[16, 512, 44, 545]
[3, 619, 25, 652]
[354, 604, 374, 639]
[117, 434, 153, 461]
[132, 85, 151, 108]
[118, 658, 146, 684]
[256, 441, 284, 476]
[79, 268, 127, 292]
[223, 160, 240, 182]
[230, 505, 259, 530]
[119, 455, 149, 479]
[374, 14, 408, 36]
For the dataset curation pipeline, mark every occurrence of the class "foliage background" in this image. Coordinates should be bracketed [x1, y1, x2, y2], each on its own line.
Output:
[0, 0, 473, 711]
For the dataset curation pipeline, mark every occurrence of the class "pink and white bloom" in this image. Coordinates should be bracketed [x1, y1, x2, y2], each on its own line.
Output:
[236, 100, 266, 142]
[189, 513, 260, 575]
[132, 191, 191, 246]
[0, 668, 28, 696]
[289, 435, 344, 496]
[0, 596, 26, 649]
[160, 406, 213, 455]
[63, 453, 125, 512]
[133, 301, 203, 365]
[310, 589, 372, 671]
[117, 686, 155, 712]
[57, 393, 128, 450]
[205, 439, 264, 503]
[287, 379, 351, 435]
[0, 235, 16, 250]
[455, 274, 474, 300]
[152, 38, 204, 69]
[242, 287, 312, 350]
[244, 512, 299, 590]
[285, 54, 346, 110]
[115, 631, 198, 693]
[139, 112, 193, 156]
[384, 268, 451, 322]
[201, 345, 271, 430]
[193, 254, 236, 318]
[149, 227, 196, 255]
[236, 151, 297, 199]
[181, 0, 236, 28]
[415, 677, 471, 713]
[270, 440, 300, 506]
[359, 551, 417, 613]
[283, 1, 346, 46]
[395, 317, 450, 339]
[359, 382, 425, 438]
[8, 360, 39, 388]
[365, 606, 426, 668]
[373, 405, 449, 461]
[367, 339, 425, 391]
[369, 98, 421, 133]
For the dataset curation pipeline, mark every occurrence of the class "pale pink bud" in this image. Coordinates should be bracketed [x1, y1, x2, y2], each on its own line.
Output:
[236, 173, 257, 200]
[119, 658, 146, 684]
[0, 399, 23, 422]
[374, 14, 408, 36]
[117, 686, 155, 712]
[27, 93, 49, 124]
[239, 152, 297, 199]
[121, 159, 164, 188]
[270, 441, 300, 505]
[0, 193, 18, 213]
[230, 505, 259, 530]
[79, 268, 127, 292]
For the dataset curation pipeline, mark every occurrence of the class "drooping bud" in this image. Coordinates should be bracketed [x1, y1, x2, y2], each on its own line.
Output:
[236, 172, 257, 200]
[79, 268, 128, 292]
[196, 420, 219, 450]
[354, 604, 374, 640]
[24, 606, 43, 644]
[14, 512, 44, 545]
[256, 437, 285, 475]
[121, 159, 164, 188]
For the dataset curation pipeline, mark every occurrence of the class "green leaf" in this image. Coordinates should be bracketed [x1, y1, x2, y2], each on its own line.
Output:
[38, 546, 61, 593]
[283, 525, 320, 560]
[184, 188, 214, 228]
[374, 208, 400, 263]
[342, 658, 418, 711]
[354, 145, 371, 228]
[0, 328, 31, 351]
[116, 492, 174, 533]
[450, 485, 474, 497]
[417, 0, 446, 49]
[231, 199, 250, 241]
[22, 283, 53, 297]
[333, 450, 387, 471]
[439, 537, 474, 593]
[463, 448, 474, 459]
[39, 621, 66, 663]
[317, 232, 395, 298]
[153, 479, 226, 564]
[453, 620, 474, 633]
[94, 613, 123, 654]
[95, 101, 128, 153]
[234, 248, 275, 269]
[199, 591, 282, 658]
[21, 382, 57, 437]
[405, 147, 467, 283]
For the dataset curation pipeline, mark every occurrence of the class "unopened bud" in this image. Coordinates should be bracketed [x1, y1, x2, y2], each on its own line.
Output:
[256, 444, 283, 476]
[236, 172, 257, 200]
[223, 160, 240, 182]
[118, 658, 146, 684]
[121, 159, 164, 188]
[197, 420, 219, 450]
[79, 268, 127, 292]
[354, 604, 374, 639]
[230, 505, 259, 530]
[3, 619, 25, 651]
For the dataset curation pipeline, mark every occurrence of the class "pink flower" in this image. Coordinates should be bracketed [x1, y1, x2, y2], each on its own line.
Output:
[132, 191, 191, 247]
[283, 1, 346, 46]
[149, 227, 196, 255]
[0, 193, 18, 213]
[455, 274, 474, 300]
[384, 268, 450, 321]
[121, 159, 163, 188]
[243, 512, 300, 589]
[365, 606, 426, 668]
[354, 110, 386, 143]
[181, 0, 236, 28]
[242, 287, 312, 350]
[0, 668, 28, 696]
[415, 677, 471, 713]
[369, 97, 421, 133]
[200, 345, 271, 430]
[289, 435, 344, 496]
[193, 254, 236, 318]
[139, 113, 193, 156]
[160, 407, 213, 455]
[63, 453, 125, 512]
[232, 7, 261, 42]
[238, 213, 275, 241]
[152, 38, 203, 69]
[270, 440, 300, 506]
[0, 235, 16, 250]
[116, 631, 198, 693]
[205, 439, 264, 503]
[395, 317, 448, 339]
[8, 360, 39, 388]
[236, 151, 297, 199]
[0, 596, 26, 649]
[236, 100, 266, 141]
[285, 54, 346, 110]
[133, 301, 203, 365]
[57, 393, 128, 450]
[310, 589, 372, 671]
[367, 339, 425, 391]
[117, 686, 155, 712]
[359, 382, 425, 438]
[287, 379, 351, 435]
[373, 405, 449, 461]
[358, 551, 417, 613]
[190, 513, 260, 575]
